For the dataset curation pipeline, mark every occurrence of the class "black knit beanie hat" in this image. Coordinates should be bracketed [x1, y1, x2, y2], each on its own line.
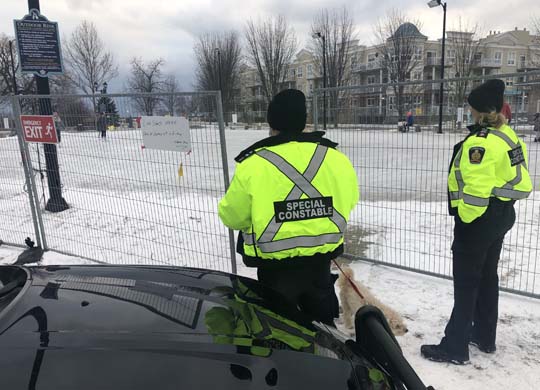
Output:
[267, 89, 307, 134]
[467, 79, 505, 113]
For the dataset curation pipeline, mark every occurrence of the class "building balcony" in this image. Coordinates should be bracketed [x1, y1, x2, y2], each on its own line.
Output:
[472, 58, 502, 68]
[517, 61, 540, 70]
[424, 57, 455, 66]
[354, 61, 383, 72]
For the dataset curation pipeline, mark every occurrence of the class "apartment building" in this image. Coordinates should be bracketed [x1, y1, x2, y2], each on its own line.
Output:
[236, 24, 540, 122]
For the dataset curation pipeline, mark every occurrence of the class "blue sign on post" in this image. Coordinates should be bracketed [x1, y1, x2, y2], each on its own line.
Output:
[14, 9, 63, 77]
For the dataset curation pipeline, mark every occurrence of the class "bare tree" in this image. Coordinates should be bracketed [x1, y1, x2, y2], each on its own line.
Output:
[194, 31, 242, 115]
[162, 75, 181, 116]
[127, 57, 165, 116]
[245, 15, 297, 103]
[310, 7, 356, 126]
[447, 19, 482, 124]
[531, 16, 540, 67]
[64, 20, 118, 95]
[375, 10, 424, 119]
[0, 34, 35, 98]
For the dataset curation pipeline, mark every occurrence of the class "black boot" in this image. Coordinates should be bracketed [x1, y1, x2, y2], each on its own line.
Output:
[420, 344, 470, 365]
[469, 339, 496, 354]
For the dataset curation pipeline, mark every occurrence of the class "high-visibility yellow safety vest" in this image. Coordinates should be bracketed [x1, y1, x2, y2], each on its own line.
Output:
[448, 124, 532, 223]
[219, 141, 359, 260]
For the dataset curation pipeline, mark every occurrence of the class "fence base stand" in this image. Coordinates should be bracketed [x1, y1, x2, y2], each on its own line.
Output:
[45, 197, 69, 213]
[15, 246, 44, 265]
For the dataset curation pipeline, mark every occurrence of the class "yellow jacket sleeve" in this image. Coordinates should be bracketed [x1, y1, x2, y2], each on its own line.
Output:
[457, 139, 497, 223]
[348, 160, 360, 212]
[218, 164, 252, 231]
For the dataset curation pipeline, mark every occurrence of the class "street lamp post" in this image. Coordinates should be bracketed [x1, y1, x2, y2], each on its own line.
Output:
[313, 32, 327, 130]
[428, 0, 447, 134]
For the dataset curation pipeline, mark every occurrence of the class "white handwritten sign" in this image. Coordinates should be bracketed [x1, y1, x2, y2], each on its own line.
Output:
[141, 116, 191, 152]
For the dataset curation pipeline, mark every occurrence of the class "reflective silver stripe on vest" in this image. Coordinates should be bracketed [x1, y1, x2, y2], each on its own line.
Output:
[244, 233, 344, 252]
[258, 145, 329, 243]
[490, 129, 528, 169]
[462, 193, 490, 207]
[491, 187, 530, 199]
[489, 129, 529, 198]
[449, 191, 460, 201]
[243, 145, 347, 253]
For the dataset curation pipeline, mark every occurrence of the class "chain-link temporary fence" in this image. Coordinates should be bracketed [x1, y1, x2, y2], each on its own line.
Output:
[0, 111, 43, 249]
[313, 71, 540, 298]
[9, 91, 236, 272]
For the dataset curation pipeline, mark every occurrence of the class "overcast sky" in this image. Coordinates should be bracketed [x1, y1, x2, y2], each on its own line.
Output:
[1, 0, 537, 91]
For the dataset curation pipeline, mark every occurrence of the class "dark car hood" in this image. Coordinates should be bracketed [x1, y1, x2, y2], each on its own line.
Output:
[0, 265, 365, 390]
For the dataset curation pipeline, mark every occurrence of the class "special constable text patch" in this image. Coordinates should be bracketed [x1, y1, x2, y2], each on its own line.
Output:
[508, 146, 525, 167]
[274, 197, 334, 223]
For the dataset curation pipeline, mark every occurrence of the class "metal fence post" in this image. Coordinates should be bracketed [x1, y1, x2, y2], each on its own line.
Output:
[11, 95, 48, 250]
[313, 92, 319, 132]
[215, 91, 237, 274]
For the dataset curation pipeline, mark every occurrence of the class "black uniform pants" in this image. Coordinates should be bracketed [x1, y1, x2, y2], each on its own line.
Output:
[442, 200, 515, 358]
[257, 260, 339, 326]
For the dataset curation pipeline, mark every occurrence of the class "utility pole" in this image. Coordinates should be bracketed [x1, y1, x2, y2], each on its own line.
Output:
[28, 0, 69, 212]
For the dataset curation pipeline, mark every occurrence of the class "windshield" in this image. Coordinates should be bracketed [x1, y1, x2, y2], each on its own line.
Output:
[0, 266, 28, 314]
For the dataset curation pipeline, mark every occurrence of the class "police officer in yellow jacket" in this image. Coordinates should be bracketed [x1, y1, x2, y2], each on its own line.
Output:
[219, 89, 359, 326]
[421, 79, 532, 364]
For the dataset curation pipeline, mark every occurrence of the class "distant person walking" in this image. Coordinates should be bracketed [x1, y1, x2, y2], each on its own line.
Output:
[97, 112, 108, 140]
[53, 112, 64, 142]
[534, 113, 540, 142]
[406, 111, 415, 132]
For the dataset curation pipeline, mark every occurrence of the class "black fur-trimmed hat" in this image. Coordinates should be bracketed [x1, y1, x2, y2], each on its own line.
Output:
[467, 79, 505, 113]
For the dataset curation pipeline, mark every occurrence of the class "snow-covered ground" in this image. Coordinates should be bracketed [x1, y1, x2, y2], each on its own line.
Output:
[2, 126, 540, 388]
[1, 243, 539, 390]
[1, 128, 539, 290]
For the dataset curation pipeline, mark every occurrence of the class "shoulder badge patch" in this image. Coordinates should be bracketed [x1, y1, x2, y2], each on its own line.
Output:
[469, 147, 485, 164]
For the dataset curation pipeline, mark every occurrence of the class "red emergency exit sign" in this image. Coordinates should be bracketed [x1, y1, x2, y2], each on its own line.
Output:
[21, 115, 58, 144]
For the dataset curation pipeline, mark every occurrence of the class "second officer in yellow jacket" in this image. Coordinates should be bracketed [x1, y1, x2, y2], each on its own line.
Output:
[422, 79, 532, 365]
[219, 89, 359, 325]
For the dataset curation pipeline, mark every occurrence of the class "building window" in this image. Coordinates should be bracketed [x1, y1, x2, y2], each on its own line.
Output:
[307, 64, 313, 77]
[519, 55, 526, 68]
[367, 97, 376, 107]
[290, 68, 296, 78]
[389, 96, 395, 111]
[367, 75, 376, 84]
[447, 49, 456, 58]
[494, 52, 502, 64]
[506, 77, 513, 86]
[297, 66, 303, 78]
[414, 95, 422, 105]
[413, 71, 422, 80]
[507, 52, 516, 66]
[368, 53, 376, 63]
[351, 54, 358, 70]
[414, 46, 423, 60]
[309, 83, 314, 94]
